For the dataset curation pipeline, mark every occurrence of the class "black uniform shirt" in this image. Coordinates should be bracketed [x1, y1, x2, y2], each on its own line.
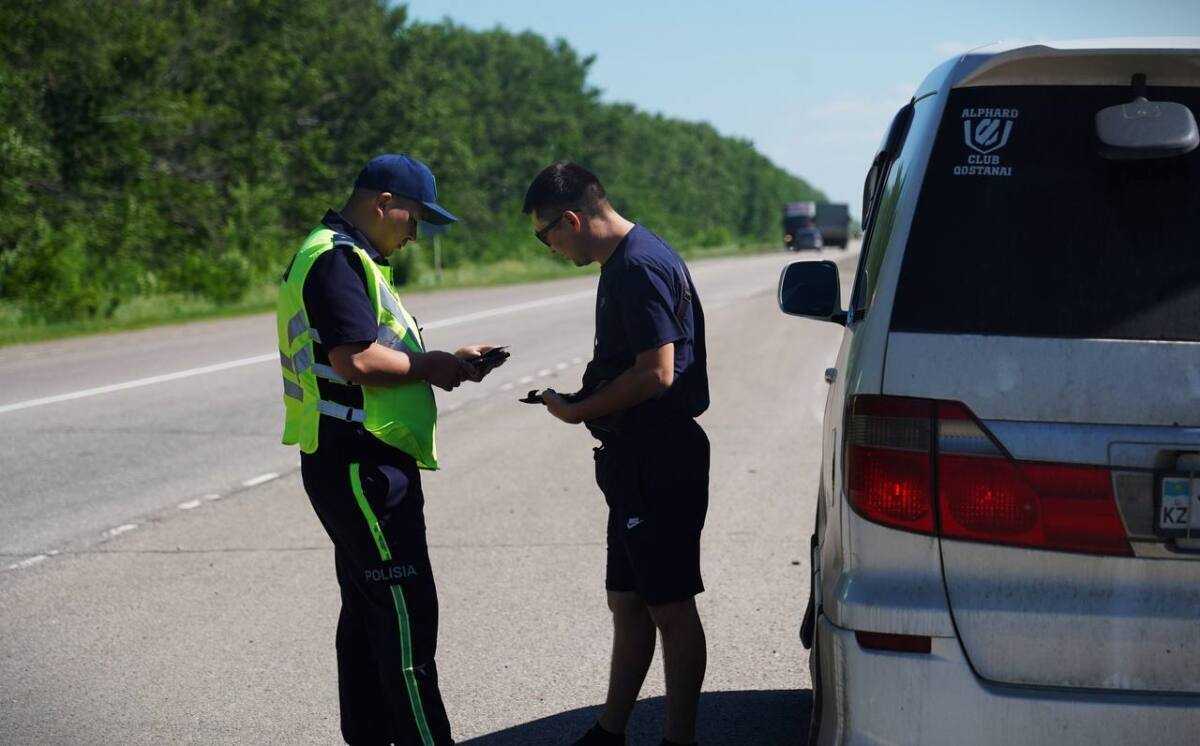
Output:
[582, 224, 709, 429]
[303, 210, 385, 350]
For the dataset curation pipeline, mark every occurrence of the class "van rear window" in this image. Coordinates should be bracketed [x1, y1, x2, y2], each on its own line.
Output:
[891, 86, 1200, 341]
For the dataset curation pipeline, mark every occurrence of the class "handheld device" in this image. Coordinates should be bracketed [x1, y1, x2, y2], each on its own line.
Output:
[469, 346, 510, 376]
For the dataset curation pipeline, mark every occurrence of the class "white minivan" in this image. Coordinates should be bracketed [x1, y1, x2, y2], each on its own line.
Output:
[779, 39, 1200, 745]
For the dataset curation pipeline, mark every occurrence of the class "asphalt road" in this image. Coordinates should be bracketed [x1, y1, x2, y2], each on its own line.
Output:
[0, 243, 858, 744]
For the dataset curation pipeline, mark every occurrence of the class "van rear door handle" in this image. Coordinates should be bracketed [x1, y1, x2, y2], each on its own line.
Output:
[824, 367, 837, 384]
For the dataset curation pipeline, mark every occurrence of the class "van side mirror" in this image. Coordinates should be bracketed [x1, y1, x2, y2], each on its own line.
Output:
[778, 260, 846, 324]
[1096, 77, 1199, 160]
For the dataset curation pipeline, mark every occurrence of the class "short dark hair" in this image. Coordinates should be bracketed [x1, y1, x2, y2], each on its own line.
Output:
[522, 161, 607, 220]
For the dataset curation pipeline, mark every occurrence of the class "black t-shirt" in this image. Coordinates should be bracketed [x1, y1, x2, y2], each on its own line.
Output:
[582, 225, 709, 429]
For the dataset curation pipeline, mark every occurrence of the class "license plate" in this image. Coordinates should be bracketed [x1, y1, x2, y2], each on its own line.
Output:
[1156, 475, 1200, 538]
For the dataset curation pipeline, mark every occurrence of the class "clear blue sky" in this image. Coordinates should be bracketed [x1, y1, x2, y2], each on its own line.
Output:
[403, 0, 1199, 214]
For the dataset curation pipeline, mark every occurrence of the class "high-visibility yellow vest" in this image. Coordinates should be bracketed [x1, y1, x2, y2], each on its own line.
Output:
[277, 227, 438, 469]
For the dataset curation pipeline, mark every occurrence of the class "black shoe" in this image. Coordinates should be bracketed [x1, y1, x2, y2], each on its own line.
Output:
[573, 722, 626, 745]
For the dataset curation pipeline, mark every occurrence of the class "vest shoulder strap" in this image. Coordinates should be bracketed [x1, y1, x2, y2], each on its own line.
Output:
[329, 232, 357, 249]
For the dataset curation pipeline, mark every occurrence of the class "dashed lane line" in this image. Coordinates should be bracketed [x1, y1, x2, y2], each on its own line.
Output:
[6, 555, 47, 571]
[241, 472, 280, 488]
[4, 469, 295, 573]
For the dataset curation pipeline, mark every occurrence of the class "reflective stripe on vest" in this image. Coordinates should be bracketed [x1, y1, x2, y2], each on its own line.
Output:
[280, 349, 321, 377]
[311, 363, 349, 385]
[317, 399, 365, 423]
[378, 280, 408, 328]
[293, 347, 313, 375]
[286, 310, 309, 345]
[377, 324, 406, 352]
[283, 378, 304, 401]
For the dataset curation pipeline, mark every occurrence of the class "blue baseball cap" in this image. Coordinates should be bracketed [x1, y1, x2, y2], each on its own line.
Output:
[354, 154, 458, 225]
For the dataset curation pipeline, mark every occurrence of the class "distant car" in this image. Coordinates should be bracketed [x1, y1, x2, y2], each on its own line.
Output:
[786, 227, 823, 251]
[779, 38, 1200, 746]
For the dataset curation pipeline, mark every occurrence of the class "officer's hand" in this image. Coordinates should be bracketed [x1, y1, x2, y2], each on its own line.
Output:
[455, 345, 493, 359]
[417, 350, 472, 391]
[542, 389, 582, 425]
[455, 345, 507, 382]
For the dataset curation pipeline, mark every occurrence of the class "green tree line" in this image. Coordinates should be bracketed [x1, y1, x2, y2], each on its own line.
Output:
[0, 0, 825, 324]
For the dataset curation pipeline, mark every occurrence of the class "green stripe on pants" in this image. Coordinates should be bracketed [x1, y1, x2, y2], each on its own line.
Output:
[350, 463, 435, 746]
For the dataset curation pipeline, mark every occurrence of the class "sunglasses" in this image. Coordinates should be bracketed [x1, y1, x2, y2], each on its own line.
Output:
[535, 213, 566, 246]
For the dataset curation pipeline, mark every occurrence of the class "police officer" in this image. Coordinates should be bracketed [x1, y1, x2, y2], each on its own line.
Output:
[522, 163, 710, 746]
[277, 154, 502, 745]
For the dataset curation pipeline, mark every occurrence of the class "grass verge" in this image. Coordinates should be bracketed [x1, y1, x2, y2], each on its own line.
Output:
[0, 241, 779, 348]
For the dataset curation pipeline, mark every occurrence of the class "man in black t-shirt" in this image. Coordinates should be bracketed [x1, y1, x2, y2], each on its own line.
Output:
[523, 162, 710, 746]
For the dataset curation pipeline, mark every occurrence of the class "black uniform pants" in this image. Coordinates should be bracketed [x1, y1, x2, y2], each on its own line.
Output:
[301, 447, 452, 746]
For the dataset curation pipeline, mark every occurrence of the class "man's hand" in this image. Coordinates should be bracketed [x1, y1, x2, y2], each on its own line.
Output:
[454, 344, 507, 382]
[541, 389, 582, 424]
[455, 345, 495, 359]
[414, 350, 473, 391]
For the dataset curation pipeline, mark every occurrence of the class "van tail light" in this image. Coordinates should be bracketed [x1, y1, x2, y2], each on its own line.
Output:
[846, 396, 935, 534]
[844, 396, 1132, 557]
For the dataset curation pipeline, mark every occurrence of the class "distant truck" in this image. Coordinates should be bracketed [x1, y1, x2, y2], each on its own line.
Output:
[814, 203, 850, 248]
[783, 201, 818, 251]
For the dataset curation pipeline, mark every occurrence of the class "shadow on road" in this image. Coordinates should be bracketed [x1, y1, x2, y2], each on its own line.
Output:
[461, 688, 811, 745]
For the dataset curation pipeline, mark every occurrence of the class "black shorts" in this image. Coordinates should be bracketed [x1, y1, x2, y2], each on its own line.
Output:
[594, 418, 710, 606]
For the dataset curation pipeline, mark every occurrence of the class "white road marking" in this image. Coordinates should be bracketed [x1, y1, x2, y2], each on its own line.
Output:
[421, 290, 593, 330]
[202, 493, 223, 501]
[7, 554, 47, 570]
[537, 369, 552, 377]
[518, 376, 534, 384]
[571, 357, 583, 365]
[499, 382, 514, 391]
[0, 353, 277, 415]
[242, 472, 280, 488]
[554, 362, 568, 371]
[0, 289, 595, 416]
[178, 499, 202, 510]
[105, 523, 138, 538]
